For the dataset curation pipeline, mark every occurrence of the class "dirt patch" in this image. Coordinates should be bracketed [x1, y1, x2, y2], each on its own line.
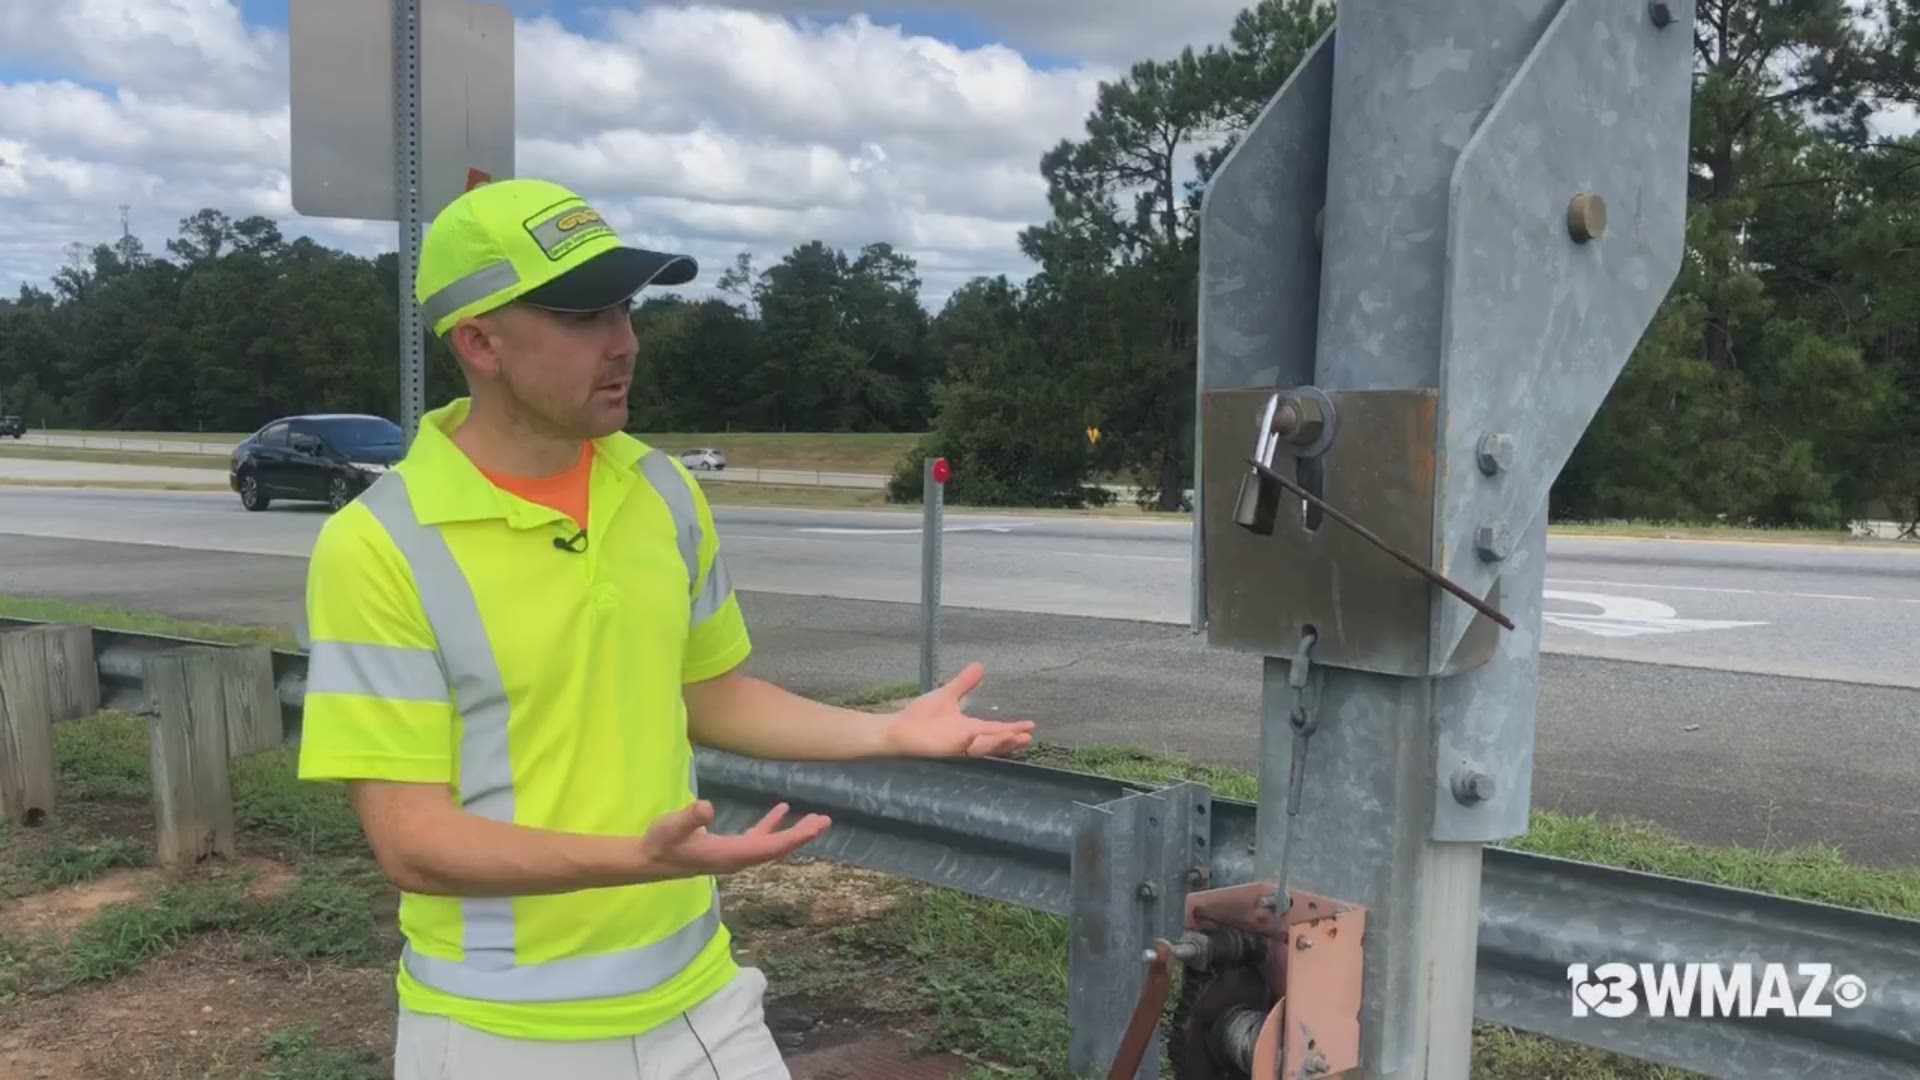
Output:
[0, 933, 393, 1080]
[722, 858, 939, 1060]
[1, 868, 166, 941]
[1, 857, 295, 945]
[727, 857, 911, 924]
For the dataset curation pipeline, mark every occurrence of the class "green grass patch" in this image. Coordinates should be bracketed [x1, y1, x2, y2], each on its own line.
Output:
[252, 1020, 386, 1080]
[0, 594, 297, 649]
[48, 873, 253, 991]
[54, 710, 153, 800]
[906, 888, 1072, 1072]
[7, 857, 390, 1000]
[233, 748, 367, 857]
[1504, 812, 1920, 917]
[0, 827, 145, 897]
[0, 443, 228, 470]
[636, 431, 921, 475]
[826, 681, 922, 709]
[1548, 518, 1892, 547]
[250, 860, 389, 966]
[38, 429, 246, 444]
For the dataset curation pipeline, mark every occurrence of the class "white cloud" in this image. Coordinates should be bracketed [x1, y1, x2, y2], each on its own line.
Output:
[688, 0, 1255, 62]
[0, 1, 1137, 308]
[0, 0, 284, 106]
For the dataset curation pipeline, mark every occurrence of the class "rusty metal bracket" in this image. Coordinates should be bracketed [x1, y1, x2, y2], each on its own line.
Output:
[1120, 882, 1367, 1080]
[1186, 882, 1367, 1080]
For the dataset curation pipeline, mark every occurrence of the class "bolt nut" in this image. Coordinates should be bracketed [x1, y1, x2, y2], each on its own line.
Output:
[1478, 433, 1515, 476]
[1296, 936, 1314, 951]
[1453, 770, 1497, 806]
[1283, 393, 1327, 448]
[1187, 867, 1208, 888]
[1476, 522, 1513, 562]
[1568, 193, 1608, 243]
[1137, 883, 1158, 901]
[1648, 0, 1674, 28]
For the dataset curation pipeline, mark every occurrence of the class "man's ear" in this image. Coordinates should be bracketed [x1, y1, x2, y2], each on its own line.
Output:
[446, 317, 501, 379]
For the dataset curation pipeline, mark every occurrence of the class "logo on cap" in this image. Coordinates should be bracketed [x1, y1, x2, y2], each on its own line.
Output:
[526, 203, 614, 262]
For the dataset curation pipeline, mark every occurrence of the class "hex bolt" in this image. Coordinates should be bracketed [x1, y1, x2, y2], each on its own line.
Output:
[1296, 936, 1315, 952]
[1568, 193, 1608, 243]
[1137, 883, 1159, 901]
[1187, 867, 1208, 888]
[1648, 0, 1674, 28]
[1453, 770, 1497, 806]
[1284, 393, 1327, 448]
[1478, 433, 1515, 476]
[1476, 522, 1513, 562]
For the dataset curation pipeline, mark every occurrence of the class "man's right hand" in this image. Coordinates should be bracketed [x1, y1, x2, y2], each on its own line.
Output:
[638, 800, 831, 881]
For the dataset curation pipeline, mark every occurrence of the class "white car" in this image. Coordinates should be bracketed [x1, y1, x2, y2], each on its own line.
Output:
[678, 448, 726, 471]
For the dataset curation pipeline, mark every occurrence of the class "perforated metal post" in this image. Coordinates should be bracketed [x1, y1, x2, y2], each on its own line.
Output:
[1195, 0, 1695, 1075]
[395, 0, 426, 447]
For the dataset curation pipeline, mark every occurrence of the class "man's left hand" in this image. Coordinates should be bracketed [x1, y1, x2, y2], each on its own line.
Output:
[884, 662, 1034, 759]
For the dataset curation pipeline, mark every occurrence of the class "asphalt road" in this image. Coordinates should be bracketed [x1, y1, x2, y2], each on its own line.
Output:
[2, 487, 1917, 687]
[1, 528, 1916, 868]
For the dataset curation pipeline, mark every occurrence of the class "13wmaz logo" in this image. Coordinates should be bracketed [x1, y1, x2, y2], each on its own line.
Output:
[1568, 963, 1868, 1018]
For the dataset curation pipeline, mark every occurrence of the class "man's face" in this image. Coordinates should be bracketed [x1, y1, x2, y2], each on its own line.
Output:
[464, 300, 638, 439]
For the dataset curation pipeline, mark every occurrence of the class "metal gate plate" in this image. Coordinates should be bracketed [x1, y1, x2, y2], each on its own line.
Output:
[1427, 0, 1695, 670]
[1202, 387, 1502, 677]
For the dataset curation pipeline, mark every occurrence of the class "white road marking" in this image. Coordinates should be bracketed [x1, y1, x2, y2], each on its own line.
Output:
[1542, 590, 1769, 639]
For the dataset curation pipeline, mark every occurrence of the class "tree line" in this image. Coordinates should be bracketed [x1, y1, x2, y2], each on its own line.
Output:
[3, 0, 1917, 528]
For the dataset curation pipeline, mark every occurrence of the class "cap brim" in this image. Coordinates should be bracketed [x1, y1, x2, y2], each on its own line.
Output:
[518, 247, 698, 313]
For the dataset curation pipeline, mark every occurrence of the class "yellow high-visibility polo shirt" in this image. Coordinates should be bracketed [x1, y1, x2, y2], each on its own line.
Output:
[296, 397, 751, 1041]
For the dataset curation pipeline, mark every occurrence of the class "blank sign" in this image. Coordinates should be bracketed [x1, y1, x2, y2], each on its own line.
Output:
[290, 0, 515, 223]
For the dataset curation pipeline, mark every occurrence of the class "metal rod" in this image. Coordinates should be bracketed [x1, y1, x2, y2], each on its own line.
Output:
[1244, 457, 1516, 631]
[920, 458, 943, 692]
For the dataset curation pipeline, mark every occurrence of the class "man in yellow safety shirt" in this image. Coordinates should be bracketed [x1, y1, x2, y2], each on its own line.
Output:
[296, 176, 1035, 1079]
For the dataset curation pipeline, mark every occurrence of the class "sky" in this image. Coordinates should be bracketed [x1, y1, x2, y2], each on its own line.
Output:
[0, 0, 1264, 310]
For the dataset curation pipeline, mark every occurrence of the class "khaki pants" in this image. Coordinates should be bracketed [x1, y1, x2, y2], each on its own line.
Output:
[393, 966, 791, 1079]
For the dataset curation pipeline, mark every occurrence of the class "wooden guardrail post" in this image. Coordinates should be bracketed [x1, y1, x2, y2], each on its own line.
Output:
[141, 644, 277, 866]
[0, 623, 99, 825]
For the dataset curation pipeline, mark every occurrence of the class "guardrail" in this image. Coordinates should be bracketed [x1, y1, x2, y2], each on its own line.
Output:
[3, 616, 1918, 1078]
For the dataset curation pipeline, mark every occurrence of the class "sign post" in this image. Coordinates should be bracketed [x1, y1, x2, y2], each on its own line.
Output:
[1187, 0, 1695, 1074]
[289, 0, 515, 446]
[920, 457, 949, 693]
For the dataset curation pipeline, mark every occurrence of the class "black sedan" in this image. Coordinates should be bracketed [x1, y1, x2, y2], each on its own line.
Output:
[229, 414, 402, 512]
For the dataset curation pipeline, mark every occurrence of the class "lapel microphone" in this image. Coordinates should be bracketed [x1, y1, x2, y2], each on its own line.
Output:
[554, 528, 588, 554]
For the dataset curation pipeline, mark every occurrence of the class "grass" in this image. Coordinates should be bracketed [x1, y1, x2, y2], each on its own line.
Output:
[698, 481, 897, 511]
[37, 428, 246, 443]
[0, 593, 299, 650]
[7, 653, 1917, 1077]
[253, 1021, 386, 1080]
[0, 826, 146, 897]
[1550, 518, 1888, 546]
[0, 443, 227, 471]
[636, 431, 921, 475]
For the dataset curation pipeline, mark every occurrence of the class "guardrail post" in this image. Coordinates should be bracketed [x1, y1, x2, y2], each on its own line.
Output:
[144, 645, 270, 866]
[1069, 781, 1210, 1078]
[0, 623, 98, 824]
